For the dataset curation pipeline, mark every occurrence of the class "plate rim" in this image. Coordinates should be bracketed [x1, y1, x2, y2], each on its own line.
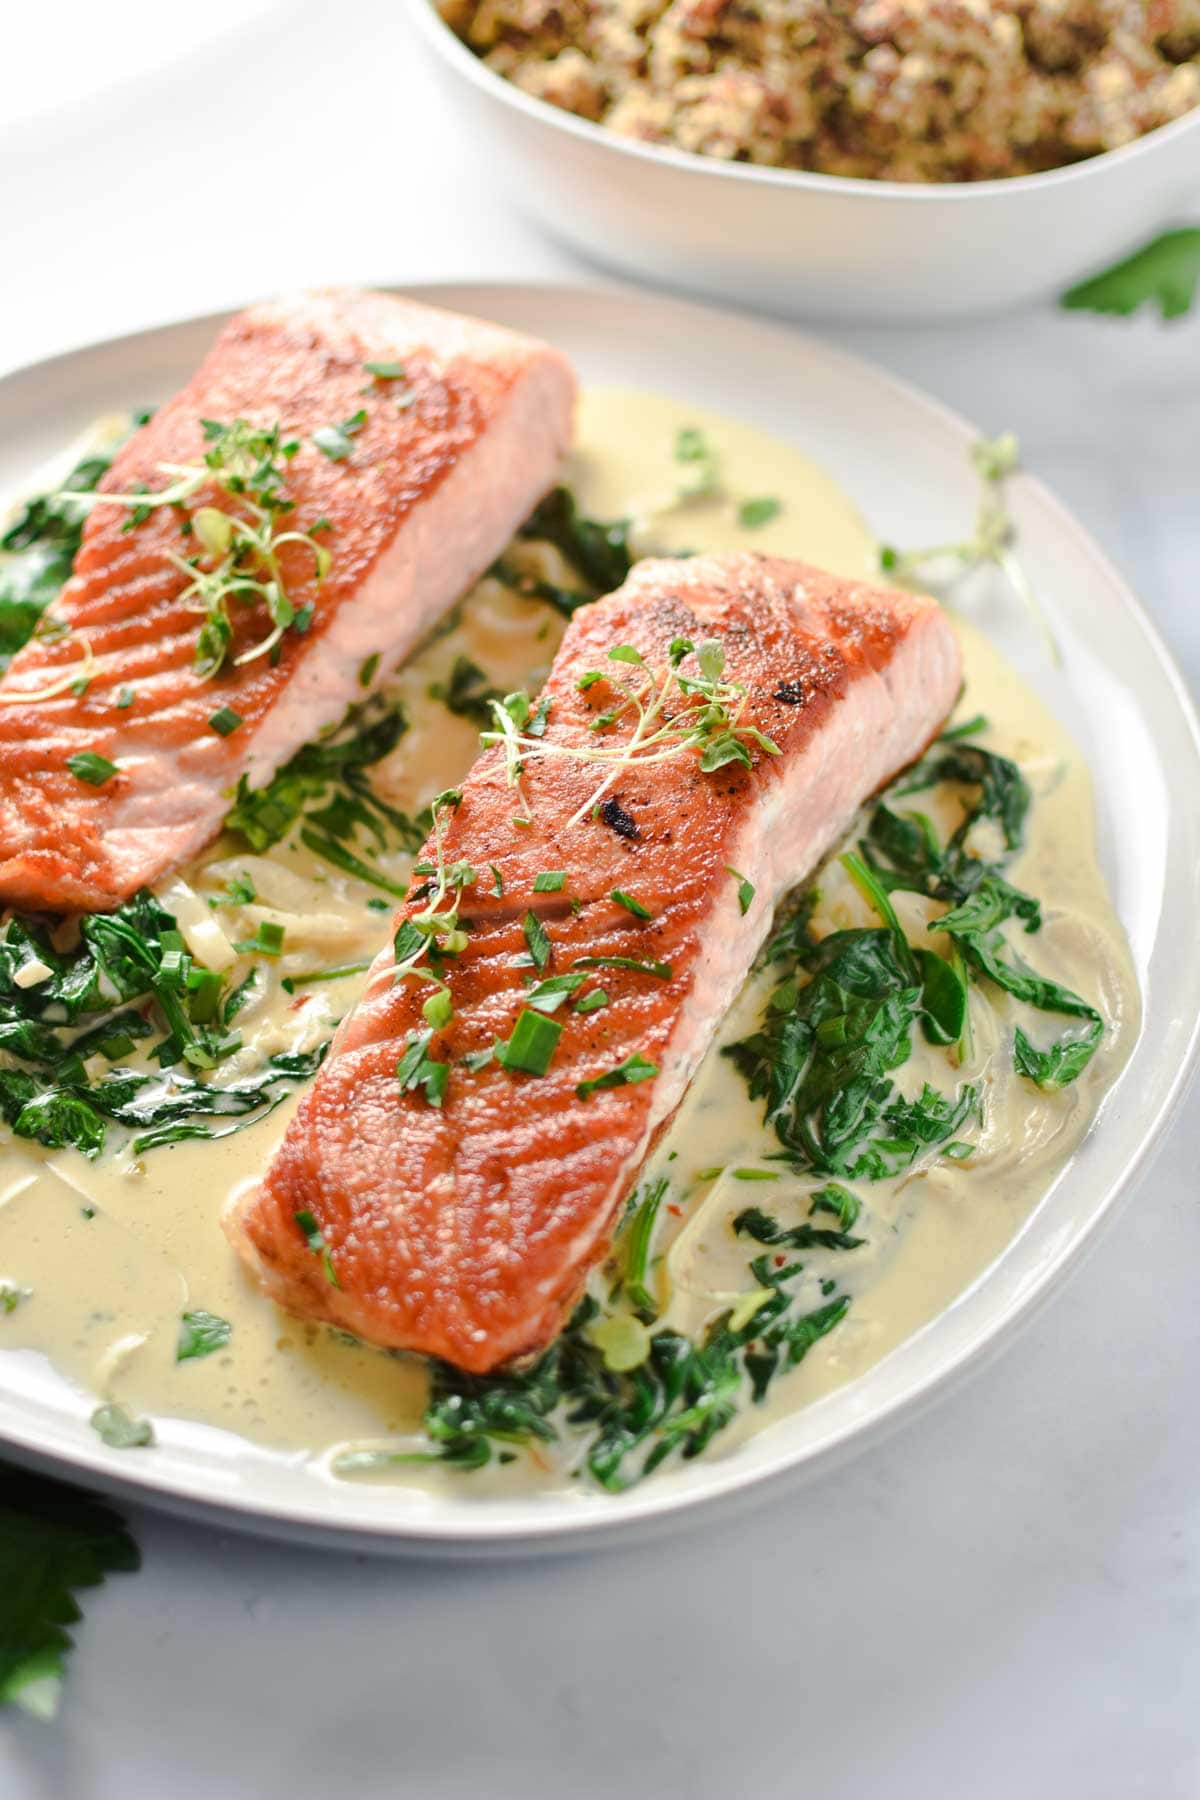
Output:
[1, 277, 1198, 1553]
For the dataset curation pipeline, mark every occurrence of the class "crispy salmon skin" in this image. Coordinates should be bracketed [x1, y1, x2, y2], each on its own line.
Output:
[0, 289, 574, 914]
[227, 551, 961, 1373]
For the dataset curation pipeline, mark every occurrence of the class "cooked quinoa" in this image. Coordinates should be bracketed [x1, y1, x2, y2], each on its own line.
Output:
[437, 0, 1200, 181]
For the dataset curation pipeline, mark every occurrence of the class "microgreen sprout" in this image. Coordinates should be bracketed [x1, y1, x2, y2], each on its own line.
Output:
[59, 419, 330, 680]
[390, 789, 470, 992]
[481, 636, 779, 829]
[879, 434, 1059, 665]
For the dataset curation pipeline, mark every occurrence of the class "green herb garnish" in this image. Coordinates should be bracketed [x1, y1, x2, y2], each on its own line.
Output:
[737, 497, 781, 529]
[66, 752, 117, 787]
[89, 1405, 153, 1450]
[312, 411, 367, 461]
[496, 1008, 563, 1076]
[61, 419, 331, 679]
[0, 1460, 139, 1720]
[176, 1310, 233, 1363]
[294, 1209, 341, 1287]
[208, 706, 243, 737]
[611, 889, 652, 920]
[726, 867, 755, 915]
[396, 1031, 450, 1107]
[576, 1052, 659, 1100]
[1062, 228, 1200, 322]
[522, 910, 552, 971]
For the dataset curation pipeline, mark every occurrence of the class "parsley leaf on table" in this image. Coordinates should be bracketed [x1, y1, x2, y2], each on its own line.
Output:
[1061, 228, 1200, 321]
[0, 1461, 140, 1720]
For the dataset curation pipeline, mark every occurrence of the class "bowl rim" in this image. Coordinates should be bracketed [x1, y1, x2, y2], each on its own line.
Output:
[412, 0, 1200, 203]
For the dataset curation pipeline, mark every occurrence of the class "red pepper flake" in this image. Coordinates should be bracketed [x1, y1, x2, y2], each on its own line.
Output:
[667, 1202, 683, 1218]
[774, 1254, 787, 1267]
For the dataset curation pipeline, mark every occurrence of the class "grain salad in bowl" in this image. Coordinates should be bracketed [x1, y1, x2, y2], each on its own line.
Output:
[413, 0, 1200, 318]
[438, 0, 1200, 183]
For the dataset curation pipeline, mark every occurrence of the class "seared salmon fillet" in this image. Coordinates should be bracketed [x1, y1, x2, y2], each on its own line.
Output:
[227, 552, 961, 1373]
[0, 289, 575, 913]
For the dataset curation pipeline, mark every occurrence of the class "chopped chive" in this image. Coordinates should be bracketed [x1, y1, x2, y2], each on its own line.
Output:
[490, 864, 504, 898]
[522, 910, 552, 971]
[358, 652, 380, 689]
[462, 1046, 494, 1073]
[234, 921, 285, 957]
[66, 751, 117, 786]
[611, 889, 653, 920]
[209, 705, 243, 737]
[114, 687, 135, 709]
[496, 1008, 563, 1076]
[726, 866, 755, 915]
[731, 1167, 781, 1181]
[574, 988, 608, 1014]
[281, 961, 371, 992]
[533, 871, 567, 893]
[364, 361, 406, 379]
[572, 955, 671, 980]
[576, 1051, 659, 1100]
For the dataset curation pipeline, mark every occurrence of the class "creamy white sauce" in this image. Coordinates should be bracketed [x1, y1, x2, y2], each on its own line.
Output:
[0, 389, 1138, 1489]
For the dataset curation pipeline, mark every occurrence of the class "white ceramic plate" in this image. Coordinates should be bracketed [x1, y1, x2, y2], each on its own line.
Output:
[1, 282, 1197, 1555]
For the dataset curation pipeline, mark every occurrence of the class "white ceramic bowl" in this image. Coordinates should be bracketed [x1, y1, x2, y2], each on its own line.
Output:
[411, 0, 1200, 322]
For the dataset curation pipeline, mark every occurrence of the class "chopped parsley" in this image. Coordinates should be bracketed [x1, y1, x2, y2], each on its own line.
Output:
[176, 1310, 233, 1363]
[1062, 228, 1200, 322]
[737, 497, 781, 529]
[65, 752, 117, 787]
[312, 410, 367, 461]
[726, 867, 755, 915]
[294, 1209, 341, 1287]
[525, 972, 586, 1013]
[396, 1031, 450, 1107]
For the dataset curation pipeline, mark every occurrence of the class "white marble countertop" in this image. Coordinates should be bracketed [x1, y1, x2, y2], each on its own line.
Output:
[1, 4, 1198, 1795]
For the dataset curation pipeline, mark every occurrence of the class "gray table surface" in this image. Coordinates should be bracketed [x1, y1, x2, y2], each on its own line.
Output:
[1, 4, 1197, 1794]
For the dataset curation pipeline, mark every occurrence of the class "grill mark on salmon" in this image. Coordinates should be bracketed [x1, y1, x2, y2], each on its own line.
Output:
[226, 552, 962, 1373]
[0, 289, 575, 914]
